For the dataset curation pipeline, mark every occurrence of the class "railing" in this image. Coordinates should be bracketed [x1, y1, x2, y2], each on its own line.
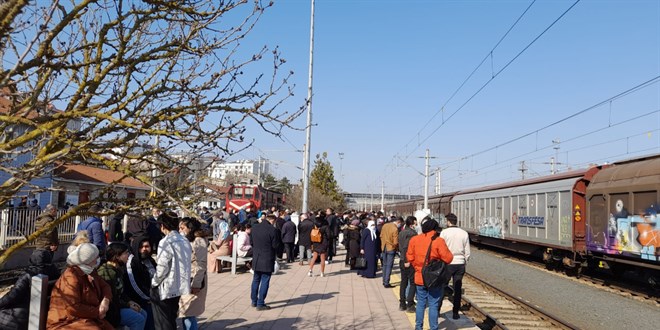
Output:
[0, 208, 104, 250]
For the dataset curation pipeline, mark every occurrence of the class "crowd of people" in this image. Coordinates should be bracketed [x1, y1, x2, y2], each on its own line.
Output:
[0, 202, 470, 330]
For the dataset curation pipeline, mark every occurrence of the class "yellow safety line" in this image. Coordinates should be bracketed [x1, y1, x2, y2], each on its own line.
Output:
[389, 273, 425, 329]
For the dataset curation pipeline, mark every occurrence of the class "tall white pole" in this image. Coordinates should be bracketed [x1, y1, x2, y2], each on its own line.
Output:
[424, 149, 429, 211]
[257, 156, 262, 185]
[380, 181, 385, 212]
[301, 0, 315, 214]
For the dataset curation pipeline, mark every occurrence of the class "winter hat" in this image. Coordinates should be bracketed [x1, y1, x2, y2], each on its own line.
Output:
[66, 243, 99, 266]
[351, 219, 360, 226]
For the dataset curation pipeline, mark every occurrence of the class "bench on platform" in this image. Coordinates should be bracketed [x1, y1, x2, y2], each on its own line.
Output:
[216, 233, 252, 275]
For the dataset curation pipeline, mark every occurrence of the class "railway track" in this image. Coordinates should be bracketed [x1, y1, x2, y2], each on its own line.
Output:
[461, 273, 579, 330]
[474, 244, 660, 306]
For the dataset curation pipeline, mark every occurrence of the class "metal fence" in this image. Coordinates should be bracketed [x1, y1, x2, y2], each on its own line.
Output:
[0, 209, 104, 250]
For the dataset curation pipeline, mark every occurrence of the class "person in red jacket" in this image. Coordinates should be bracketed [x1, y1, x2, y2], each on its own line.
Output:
[406, 217, 453, 330]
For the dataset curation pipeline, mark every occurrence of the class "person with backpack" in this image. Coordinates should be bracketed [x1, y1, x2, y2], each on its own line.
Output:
[307, 216, 329, 277]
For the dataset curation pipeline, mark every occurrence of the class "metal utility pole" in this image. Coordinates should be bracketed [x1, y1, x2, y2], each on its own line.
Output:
[417, 149, 435, 212]
[434, 167, 441, 195]
[301, 0, 315, 214]
[380, 181, 385, 212]
[519, 161, 527, 180]
[552, 139, 561, 174]
[424, 149, 429, 210]
[257, 156, 262, 185]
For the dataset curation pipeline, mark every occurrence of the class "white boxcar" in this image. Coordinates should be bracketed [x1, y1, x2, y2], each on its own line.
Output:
[451, 170, 588, 254]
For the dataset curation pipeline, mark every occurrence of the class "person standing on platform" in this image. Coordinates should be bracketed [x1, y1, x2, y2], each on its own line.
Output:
[151, 212, 192, 330]
[398, 216, 418, 312]
[380, 216, 402, 288]
[344, 219, 362, 269]
[325, 208, 338, 263]
[178, 217, 208, 330]
[406, 217, 453, 330]
[281, 215, 297, 263]
[78, 204, 107, 258]
[358, 220, 379, 279]
[108, 212, 125, 243]
[439, 213, 470, 320]
[34, 204, 59, 254]
[297, 213, 314, 265]
[308, 216, 330, 277]
[250, 214, 283, 310]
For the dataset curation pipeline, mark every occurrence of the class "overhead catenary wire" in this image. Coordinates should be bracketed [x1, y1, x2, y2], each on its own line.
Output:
[376, 0, 581, 191]
[436, 76, 660, 169]
[408, 0, 582, 159]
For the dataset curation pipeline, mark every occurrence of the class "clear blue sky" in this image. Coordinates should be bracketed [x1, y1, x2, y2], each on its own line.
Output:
[227, 0, 660, 195]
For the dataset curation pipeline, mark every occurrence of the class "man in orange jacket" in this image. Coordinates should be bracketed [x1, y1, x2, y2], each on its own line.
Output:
[406, 217, 453, 330]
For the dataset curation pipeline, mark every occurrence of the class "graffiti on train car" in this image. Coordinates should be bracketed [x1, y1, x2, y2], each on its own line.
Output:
[518, 216, 545, 227]
[605, 200, 660, 262]
[478, 216, 505, 239]
[560, 216, 572, 243]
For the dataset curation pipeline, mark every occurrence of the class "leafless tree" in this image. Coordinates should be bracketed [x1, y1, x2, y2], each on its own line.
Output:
[0, 0, 302, 265]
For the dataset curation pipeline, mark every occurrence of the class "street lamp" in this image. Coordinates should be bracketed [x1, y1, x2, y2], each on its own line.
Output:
[338, 152, 344, 190]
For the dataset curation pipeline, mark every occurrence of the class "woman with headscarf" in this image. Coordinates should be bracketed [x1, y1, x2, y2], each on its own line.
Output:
[343, 218, 362, 269]
[47, 243, 113, 330]
[358, 219, 379, 278]
[207, 213, 230, 274]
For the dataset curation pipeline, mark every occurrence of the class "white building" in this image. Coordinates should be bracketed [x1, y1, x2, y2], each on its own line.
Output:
[207, 159, 270, 182]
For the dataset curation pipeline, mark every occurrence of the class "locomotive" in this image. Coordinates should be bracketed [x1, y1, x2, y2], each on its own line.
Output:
[225, 183, 285, 212]
[386, 154, 660, 284]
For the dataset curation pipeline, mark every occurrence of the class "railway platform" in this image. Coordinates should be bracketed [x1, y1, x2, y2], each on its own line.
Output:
[198, 248, 479, 330]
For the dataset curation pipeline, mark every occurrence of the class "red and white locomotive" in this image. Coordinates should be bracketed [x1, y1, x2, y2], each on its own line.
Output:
[225, 183, 285, 212]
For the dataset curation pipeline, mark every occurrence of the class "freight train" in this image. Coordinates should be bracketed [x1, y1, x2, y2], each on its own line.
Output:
[386, 154, 660, 284]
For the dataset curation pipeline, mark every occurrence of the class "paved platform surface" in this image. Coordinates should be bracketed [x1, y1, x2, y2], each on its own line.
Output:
[198, 248, 479, 330]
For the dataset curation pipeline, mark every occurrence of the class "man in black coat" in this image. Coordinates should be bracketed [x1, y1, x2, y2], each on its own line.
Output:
[108, 212, 124, 242]
[250, 214, 282, 311]
[297, 213, 314, 265]
[281, 217, 297, 263]
[325, 208, 338, 262]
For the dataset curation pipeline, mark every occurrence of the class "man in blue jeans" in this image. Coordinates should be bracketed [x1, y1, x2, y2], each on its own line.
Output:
[379, 216, 403, 288]
[249, 214, 282, 310]
[406, 218, 453, 330]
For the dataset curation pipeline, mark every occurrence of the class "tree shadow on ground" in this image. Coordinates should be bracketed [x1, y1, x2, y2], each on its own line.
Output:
[266, 291, 339, 308]
[200, 313, 377, 330]
[200, 317, 297, 330]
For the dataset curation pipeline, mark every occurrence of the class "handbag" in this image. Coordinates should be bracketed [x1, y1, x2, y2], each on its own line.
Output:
[354, 254, 367, 269]
[421, 234, 449, 289]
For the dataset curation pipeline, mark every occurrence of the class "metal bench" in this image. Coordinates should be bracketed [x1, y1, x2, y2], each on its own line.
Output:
[216, 233, 252, 275]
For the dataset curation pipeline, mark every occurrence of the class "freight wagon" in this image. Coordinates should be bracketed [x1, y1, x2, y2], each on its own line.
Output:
[385, 154, 660, 283]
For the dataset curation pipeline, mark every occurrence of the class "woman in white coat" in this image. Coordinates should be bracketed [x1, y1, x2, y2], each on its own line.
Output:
[178, 217, 208, 330]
